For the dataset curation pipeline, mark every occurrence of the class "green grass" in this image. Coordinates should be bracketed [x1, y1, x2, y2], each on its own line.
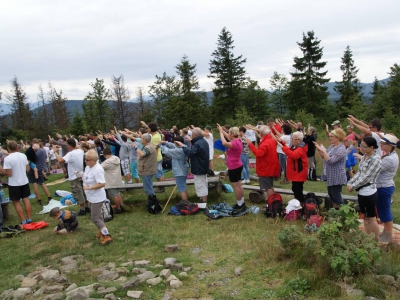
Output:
[1, 143, 400, 299]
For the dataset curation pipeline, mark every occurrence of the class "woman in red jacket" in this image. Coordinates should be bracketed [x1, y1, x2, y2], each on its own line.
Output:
[272, 131, 308, 203]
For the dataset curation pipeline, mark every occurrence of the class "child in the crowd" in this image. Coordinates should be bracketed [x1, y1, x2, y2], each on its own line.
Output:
[49, 207, 78, 234]
[345, 139, 358, 181]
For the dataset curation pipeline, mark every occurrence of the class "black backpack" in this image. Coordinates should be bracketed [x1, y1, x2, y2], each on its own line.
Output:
[303, 193, 322, 220]
[147, 194, 162, 214]
[265, 193, 284, 218]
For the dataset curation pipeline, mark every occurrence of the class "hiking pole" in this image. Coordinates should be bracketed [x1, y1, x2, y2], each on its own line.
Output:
[162, 185, 177, 213]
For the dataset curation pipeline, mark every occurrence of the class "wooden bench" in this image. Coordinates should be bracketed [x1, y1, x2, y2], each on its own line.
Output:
[118, 176, 221, 192]
[246, 175, 358, 208]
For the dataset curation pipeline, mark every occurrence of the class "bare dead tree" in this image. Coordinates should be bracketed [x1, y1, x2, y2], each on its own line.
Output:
[110, 75, 134, 128]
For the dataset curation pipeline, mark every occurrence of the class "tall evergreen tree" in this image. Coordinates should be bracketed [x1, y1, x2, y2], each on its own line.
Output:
[83, 78, 111, 133]
[135, 86, 151, 124]
[5, 76, 32, 132]
[386, 63, 400, 115]
[34, 84, 52, 138]
[169, 55, 208, 128]
[110, 75, 133, 129]
[148, 72, 179, 127]
[239, 79, 269, 121]
[370, 76, 380, 97]
[288, 31, 330, 118]
[49, 83, 70, 130]
[70, 108, 87, 136]
[269, 72, 289, 116]
[208, 27, 247, 123]
[334, 46, 363, 117]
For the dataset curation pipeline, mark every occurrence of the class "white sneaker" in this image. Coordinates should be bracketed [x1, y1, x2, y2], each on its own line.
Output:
[127, 180, 132, 184]
[241, 179, 247, 184]
[246, 179, 251, 184]
[122, 180, 126, 185]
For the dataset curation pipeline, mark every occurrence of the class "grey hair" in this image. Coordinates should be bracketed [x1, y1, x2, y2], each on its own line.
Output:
[292, 131, 304, 140]
[192, 127, 202, 136]
[259, 125, 271, 136]
[142, 133, 152, 143]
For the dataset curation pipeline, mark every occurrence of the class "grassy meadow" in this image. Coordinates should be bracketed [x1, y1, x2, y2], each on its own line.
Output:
[1, 137, 400, 299]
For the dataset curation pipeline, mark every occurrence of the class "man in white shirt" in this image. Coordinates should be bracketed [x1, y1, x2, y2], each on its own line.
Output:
[53, 138, 89, 216]
[2, 141, 32, 224]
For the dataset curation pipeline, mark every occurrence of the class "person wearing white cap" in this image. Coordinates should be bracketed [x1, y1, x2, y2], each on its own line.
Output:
[376, 134, 399, 243]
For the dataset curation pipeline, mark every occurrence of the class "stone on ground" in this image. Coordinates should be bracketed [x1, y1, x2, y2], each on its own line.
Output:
[159, 269, 171, 279]
[164, 258, 176, 267]
[21, 277, 37, 288]
[147, 277, 163, 286]
[164, 244, 179, 252]
[98, 287, 117, 295]
[120, 276, 140, 290]
[134, 260, 150, 267]
[137, 271, 155, 282]
[127, 290, 143, 299]
[41, 269, 60, 280]
[97, 270, 119, 282]
[170, 279, 183, 288]
[235, 267, 242, 276]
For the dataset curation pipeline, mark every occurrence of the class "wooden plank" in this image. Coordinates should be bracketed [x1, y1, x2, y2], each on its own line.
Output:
[118, 176, 221, 190]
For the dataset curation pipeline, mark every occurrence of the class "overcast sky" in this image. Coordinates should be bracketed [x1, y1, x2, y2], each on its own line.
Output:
[1, 0, 399, 103]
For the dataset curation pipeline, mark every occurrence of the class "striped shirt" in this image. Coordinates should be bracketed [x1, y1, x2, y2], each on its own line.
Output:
[376, 151, 399, 188]
[348, 152, 381, 191]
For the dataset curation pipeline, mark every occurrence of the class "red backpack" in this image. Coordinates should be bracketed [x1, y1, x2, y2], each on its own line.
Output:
[265, 193, 283, 218]
[178, 204, 200, 215]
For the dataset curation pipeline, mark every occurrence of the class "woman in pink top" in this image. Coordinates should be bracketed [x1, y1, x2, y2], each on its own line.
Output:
[217, 124, 246, 215]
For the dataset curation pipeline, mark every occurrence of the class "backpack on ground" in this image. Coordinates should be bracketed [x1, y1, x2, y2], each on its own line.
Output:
[307, 168, 316, 181]
[265, 193, 283, 218]
[168, 206, 182, 216]
[147, 194, 162, 214]
[178, 204, 200, 215]
[303, 193, 322, 220]
[102, 199, 114, 222]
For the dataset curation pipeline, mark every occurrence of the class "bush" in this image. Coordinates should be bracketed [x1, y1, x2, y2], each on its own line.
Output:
[277, 204, 381, 278]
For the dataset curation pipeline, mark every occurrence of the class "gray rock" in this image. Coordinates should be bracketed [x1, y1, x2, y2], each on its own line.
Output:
[114, 276, 127, 283]
[98, 287, 117, 295]
[44, 285, 64, 294]
[147, 277, 163, 286]
[164, 258, 176, 267]
[12, 288, 32, 298]
[105, 262, 116, 270]
[159, 269, 171, 279]
[164, 244, 179, 252]
[105, 294, 117, 300]
[137, 271, 155, 282]
[81, 283, 99, 294]
[179, 272, 188, 277]
[98, 287, 105, 291]
[92, 267, 107, 274]
[41, 269, 60, 280]
[134, 260, 150, 267]
[21, 277, 38, 288]
[61, 256, 78, 265]
[346, 288, 364, 297]
[183, 267, 191, 272]
[120, 261, 134, 267]
[97, 270, 119, 282]
[131, 268, 147, 274]
[120, 276, 140, 290]
[14, 275, 25, 282]
[116, 267, 129, 276]
[170, 279, 183, 288]
[170, 263, 183, 271]
[154, 264, 164, 268]
[33, 287, 44, 297]
[377, 274, 395, 285]
[66, 287, 89, 299]
[43, 293, 64, 300]
[66, 283, 78, 292]
[61, 263, 77, 273]
[166, 275, 178, 282]
[127, 290, 143, 298]
[235, 267, 242, 276]
[0, 289, 13, 299]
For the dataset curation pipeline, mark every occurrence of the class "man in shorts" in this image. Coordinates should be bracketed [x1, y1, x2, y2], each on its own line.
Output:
[27, 139, 53, 205]
[53, 138, 89, 216]
[245, 126, 280, 197]
[176, 127, 209, 203]
[3, 141, 32, 224]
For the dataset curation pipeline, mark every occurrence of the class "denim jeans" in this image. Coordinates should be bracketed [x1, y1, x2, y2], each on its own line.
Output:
[142, 175, 155, 195]
[241, 153, 250, 180]
[278, 153, 286, 179]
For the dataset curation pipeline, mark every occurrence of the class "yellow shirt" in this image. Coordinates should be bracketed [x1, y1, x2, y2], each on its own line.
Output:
[151, 132, 162, 162]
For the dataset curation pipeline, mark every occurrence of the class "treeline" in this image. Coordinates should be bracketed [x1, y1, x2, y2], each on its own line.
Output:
[1, 27, 400, 142]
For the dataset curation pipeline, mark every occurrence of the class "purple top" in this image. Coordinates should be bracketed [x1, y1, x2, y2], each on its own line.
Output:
[226, 139, 243, 170]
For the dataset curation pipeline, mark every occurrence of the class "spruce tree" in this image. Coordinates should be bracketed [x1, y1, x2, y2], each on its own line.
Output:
[334, 46, 363, 117]
[171, 55, 208, 128]
[288, 31, 330, 117]
[208, 27, 247, 123]
[269, 72, 289, 116]
[83, 78, 111, 133]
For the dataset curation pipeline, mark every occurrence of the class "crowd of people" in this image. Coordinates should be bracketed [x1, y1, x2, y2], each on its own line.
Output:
[0, 115, 399, 244]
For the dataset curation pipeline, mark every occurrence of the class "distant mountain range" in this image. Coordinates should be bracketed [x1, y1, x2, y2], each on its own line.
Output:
[0, 78, 390, 116]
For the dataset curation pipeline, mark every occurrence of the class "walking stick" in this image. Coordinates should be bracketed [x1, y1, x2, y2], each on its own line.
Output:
[162, 185, 177, 213]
